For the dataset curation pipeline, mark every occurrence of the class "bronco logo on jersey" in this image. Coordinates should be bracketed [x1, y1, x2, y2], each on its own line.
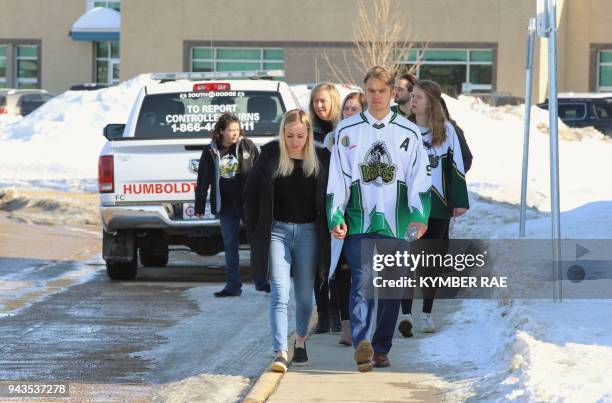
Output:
[359, 141, 397, 186]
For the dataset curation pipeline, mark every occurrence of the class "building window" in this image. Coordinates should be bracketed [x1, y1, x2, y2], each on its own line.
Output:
[16, 45, 39, 89]
[190, 47, 284, 73]
[597, 50, 612, 92]
[95, 41, 120, 84]
[397, 48, 494, 96]
[89, 0, 120, 11]
[0, 46, 6, 86]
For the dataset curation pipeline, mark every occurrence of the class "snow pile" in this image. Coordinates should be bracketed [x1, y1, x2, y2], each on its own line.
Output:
[430, 191, 612, 401]
[445, 95, 612, 213]
[0, 188, 99, 226]
[433, 299, 612, 402]
[0, 74, 156, 189]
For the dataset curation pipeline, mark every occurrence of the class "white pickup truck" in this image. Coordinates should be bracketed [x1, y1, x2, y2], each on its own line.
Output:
[98, 70, 299, 280]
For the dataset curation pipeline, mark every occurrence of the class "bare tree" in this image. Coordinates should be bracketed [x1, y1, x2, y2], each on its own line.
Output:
[323, 0, 423, 84]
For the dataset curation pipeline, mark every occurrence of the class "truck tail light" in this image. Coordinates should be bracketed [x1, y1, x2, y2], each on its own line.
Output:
[193, 83, 230, 92]
[98, 155, 114, 193]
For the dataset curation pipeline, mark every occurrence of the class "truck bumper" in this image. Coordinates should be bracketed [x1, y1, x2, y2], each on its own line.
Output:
[101, 204, 220, 232]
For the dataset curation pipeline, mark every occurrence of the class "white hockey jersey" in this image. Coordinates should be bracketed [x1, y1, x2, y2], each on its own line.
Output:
[326, 109, 432, 238]
[418, 122, 469, 219]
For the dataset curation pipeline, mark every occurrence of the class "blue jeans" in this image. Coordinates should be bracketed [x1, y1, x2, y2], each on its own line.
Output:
[269, 221, 317, 352]
[219, 202, 243, 295]
[219, 202, 269, 294]
[344, 233, 401, 354]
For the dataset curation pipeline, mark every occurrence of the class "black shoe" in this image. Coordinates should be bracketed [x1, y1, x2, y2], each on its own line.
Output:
[314, 312, 330, 334]
[256, 284, 271, 293]
[214, 289, 240, 298]
[330, 309, 342, 333]
[292, 341, 308, 366]
[270, 356, 288, 373]
[398, 314, 413, 337]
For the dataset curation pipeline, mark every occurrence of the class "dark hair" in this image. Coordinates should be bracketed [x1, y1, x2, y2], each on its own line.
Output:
[342, 92, 366, 110]
[399, 73, 417, 92]
[211, 113, 244, 146]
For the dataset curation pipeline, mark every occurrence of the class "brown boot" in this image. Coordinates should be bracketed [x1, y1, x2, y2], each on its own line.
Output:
[338, 320, 352, 346]
[354, 340, 374, 372]
[372, 352, 390, 368]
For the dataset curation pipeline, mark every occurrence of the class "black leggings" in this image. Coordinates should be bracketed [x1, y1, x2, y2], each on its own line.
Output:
[401, 218, 450, 315]
[334, 252, 351, 321]
[315, 271, 339, 317]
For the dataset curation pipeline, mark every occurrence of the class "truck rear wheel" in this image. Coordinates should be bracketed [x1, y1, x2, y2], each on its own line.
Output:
[103, 230, 138, 280]
[106, 258, 138, 280]
[139, 245, 169, 267]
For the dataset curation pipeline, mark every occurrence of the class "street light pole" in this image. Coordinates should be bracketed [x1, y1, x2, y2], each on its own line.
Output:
[547, 0, 562, 301]
[519, 18, 536, 238]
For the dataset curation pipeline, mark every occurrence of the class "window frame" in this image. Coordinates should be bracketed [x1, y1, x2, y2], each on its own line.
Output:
[87, 0, 120, 11]
[0, 45, 7, 86]
[190, 46, 284, 73]
[397, 47, 494, 92]
[15, 45, 39, 89]
[597, 50, 612, 92]
[94, 40, 120, 84]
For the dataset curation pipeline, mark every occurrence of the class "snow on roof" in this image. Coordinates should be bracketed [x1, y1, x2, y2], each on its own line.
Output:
[71, 7, 120, 33]
[558, 92, 612, 99]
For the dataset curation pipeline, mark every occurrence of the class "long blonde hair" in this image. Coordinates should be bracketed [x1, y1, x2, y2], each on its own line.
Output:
[309, 83, 341, 130]
[275, 109, 320, 178]
[409, 80, 447, 147]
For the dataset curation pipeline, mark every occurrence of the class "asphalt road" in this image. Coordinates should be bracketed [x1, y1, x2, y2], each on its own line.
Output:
[0, 213, 271, 402]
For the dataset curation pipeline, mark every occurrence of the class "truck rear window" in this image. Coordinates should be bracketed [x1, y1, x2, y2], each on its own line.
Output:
[134, 90, 286, 138]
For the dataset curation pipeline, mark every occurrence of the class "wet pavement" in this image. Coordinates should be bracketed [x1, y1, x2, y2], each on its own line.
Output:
[0, 213, 270, 402]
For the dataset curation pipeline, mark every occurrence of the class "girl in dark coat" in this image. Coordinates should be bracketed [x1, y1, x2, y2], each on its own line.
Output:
[195, 113, 267, 297]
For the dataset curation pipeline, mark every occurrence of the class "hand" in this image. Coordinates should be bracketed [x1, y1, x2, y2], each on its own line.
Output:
[453, 208, 468, 217]
[407, 222, 428, 240]
[331, 223, 348, 239]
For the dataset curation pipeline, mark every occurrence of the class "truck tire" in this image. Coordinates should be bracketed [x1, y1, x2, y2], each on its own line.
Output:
[106, 258, 138, 280]
[139, 246, 169, 267]
[103, 230, 138, 280]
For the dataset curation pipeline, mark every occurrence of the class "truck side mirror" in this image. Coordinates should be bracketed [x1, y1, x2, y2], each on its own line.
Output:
[104, 124, 126, 140]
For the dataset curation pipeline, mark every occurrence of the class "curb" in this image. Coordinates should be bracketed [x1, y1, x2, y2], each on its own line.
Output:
[243, 312, 319, 403]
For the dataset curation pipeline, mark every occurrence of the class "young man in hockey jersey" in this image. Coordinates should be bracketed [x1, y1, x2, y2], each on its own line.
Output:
[326, 66, 431, 372]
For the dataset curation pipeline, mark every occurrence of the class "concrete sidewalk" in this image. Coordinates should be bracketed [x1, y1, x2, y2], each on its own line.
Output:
[267, 300, 462, 403]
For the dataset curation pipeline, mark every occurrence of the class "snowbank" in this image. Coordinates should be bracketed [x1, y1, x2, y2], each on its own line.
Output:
[0, 74, 156, 188]
[445, 95, 612, 213]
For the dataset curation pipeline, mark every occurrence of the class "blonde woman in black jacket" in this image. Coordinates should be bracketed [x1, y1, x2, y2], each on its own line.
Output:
[243, 109, 330, 372]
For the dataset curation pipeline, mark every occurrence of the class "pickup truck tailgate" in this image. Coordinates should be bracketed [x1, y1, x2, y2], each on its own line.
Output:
[111, 139, 205, 203]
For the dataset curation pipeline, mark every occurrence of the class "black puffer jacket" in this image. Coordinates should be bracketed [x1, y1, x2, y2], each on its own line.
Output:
[194, 137, 259, 215]
[243, 141, 330, 283]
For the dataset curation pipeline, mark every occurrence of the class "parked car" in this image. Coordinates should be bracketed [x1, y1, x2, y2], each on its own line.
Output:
[70, 83, 111, 91]
[462, 92, 525, 107]
[538, 92, 612, 137]
[0, 89, 55, 116]
[98, 70, 298, 280]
